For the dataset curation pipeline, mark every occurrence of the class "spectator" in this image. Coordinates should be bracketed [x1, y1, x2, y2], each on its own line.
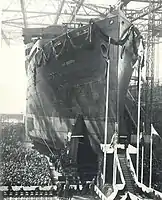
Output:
[68, 186, 74, 200]
[89, 177, 95, 195]
[0, 124, 52, 186]
[125, 138, 129, 150]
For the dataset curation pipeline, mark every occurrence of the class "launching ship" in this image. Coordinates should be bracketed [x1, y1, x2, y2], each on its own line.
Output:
[23, 8, 143, 181]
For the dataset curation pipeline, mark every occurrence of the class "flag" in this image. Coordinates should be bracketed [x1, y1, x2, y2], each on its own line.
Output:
[151, 124, 159, 137]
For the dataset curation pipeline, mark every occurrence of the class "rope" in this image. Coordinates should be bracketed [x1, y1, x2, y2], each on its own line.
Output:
[31, 20, 142, 71]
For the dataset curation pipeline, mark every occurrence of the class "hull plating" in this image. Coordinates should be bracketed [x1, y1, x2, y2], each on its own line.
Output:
[25, 11, 141, 152]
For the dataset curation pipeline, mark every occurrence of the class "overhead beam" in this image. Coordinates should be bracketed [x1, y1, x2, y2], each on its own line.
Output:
[126, 9, 162, 13]
[2, 7, 108, 14]
[2, 12, 100, 24]
[2, 3, 107, 24]
[2, 9, 55, 13]
[79, 5, 104, 17]
[80, 3, 108, 16]
[1, 29, 10, 46]
[126, 1, 162, 22]
[2, 14, 51, 23]
[3, 21, 51, 26]
[69, 0, 85, 23]
[133, 22, 162, 36]
[20, 0, 27, 28]
[129, 0, 160, 2]
[54, 0, 66, 24]
[136, 17, 162, 22]
[71, 0, 108, 17]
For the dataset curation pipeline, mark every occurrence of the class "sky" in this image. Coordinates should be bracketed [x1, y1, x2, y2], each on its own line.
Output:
[0, 44, 26, 114]
[0, 0, 162, 114]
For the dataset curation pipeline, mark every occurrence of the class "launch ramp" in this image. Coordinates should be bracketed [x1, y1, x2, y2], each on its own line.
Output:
[118, 154, 135, 194]
[117, 151, 155, 200]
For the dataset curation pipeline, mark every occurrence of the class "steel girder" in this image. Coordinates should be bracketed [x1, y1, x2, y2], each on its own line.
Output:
[69, 0, 85, 23]
[2, 0, 162, 44]
[54, 0, 66, 24]
[126, 0, 162, 22]
[20, 0, 27, 28]
[127, 0, 161, 2]
[1, 29, 10, 46]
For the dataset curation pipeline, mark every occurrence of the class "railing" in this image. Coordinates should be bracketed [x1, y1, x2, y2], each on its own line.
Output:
[126, 149, 162, 199]
[94, 185, 118, 200]
[62, 22, 85, 30]
[0, 186, 55, 191]
[94, 149, 126, 200]
[115, 153, 125, 190]
[126, 149, 138, 184]
[94, 186, 108, 200]
[3, 198, 55, 200]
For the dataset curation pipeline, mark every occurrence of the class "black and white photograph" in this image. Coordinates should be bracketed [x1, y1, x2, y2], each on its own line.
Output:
[1, 0, 162, 199]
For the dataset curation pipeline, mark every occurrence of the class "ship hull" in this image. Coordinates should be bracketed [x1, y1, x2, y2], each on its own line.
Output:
[24, 11, 142, 174]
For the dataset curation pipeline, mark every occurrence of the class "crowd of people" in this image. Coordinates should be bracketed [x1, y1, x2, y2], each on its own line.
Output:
[49, 146, 77, 178]
[0, 123, 52, 186]
[2, 178, 95, 198]
[57, 178, 95, 199]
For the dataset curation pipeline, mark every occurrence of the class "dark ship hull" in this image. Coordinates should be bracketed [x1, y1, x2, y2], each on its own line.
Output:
[24, 10, 142, 179]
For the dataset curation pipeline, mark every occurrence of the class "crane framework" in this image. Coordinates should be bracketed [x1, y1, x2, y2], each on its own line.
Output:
[1, 0, 161, 83]
[1, 0, 162, 43]
[1, 0, 161, 134]
[1, 0, 161, 76]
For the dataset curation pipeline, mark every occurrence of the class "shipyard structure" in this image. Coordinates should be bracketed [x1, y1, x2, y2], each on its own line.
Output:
[1, 0, 162, 199]
[23, 5, 158, 199]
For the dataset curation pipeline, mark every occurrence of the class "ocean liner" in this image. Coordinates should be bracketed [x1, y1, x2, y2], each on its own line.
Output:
[23, 9, 143, 180]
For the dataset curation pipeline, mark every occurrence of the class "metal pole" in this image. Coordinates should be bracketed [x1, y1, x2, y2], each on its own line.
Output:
[136, 57, 142, 181]
[20, 0, 27, 28]
[74, 7, 76, 23]
[103, 55, 110, 186]
[141, 122, 145, 184]
[155, 37, 160, 82]
[149, 124, 153, 188]
[141, 145, 144, 184]
[113, 148, 117, 188]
